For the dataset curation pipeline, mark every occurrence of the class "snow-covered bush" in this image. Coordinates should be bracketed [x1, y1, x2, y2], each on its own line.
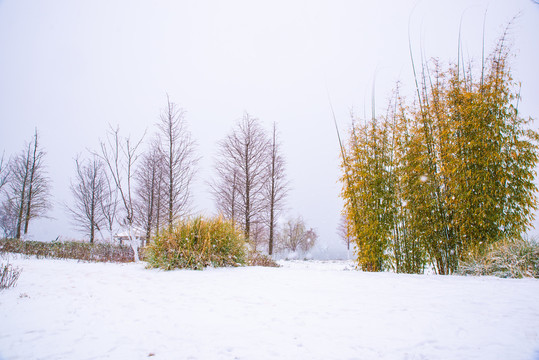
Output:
[0, 262, 22, 290]
[458, 239, 539, 278]
[145, 216, 247, 270]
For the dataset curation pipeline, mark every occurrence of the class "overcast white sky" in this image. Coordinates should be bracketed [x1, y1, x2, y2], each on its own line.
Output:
[0, 0, 538, 257]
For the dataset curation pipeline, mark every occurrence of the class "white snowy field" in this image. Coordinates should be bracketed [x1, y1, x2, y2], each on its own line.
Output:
[1, 256, 539, 360]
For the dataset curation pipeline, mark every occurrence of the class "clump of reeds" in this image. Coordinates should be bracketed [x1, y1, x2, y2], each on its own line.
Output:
[0, 262, 22, 290]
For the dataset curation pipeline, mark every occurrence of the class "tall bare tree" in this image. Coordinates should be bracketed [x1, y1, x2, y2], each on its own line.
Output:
[135, 139, 165, 246]
[97, 126, 144, 260]
[10, 130, 51, 239]
[67, 155, 107, 243]
[212, 113, 270, 240]
[158, 96, 197, 230]
[264, 122, 288, 255]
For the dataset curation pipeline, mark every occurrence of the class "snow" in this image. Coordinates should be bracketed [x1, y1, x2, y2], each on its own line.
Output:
[1, 256, 539, 360]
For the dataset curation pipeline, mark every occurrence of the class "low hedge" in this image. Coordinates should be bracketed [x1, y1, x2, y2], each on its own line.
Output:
[0, 238, 135, 263]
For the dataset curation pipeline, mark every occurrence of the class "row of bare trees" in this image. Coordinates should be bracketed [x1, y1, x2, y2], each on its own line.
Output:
[66, 96, 197, 259]
[68, 107, 297, 256]
[211, 113, 289, 255]
[0, 130, 51, 239]
[1, 97, 316, 259]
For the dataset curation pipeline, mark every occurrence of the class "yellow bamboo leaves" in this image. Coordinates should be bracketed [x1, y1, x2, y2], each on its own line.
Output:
[341, 36, 538, 274]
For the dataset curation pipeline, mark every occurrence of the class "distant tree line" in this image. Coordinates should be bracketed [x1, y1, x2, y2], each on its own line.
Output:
[0, 98, 317, 259]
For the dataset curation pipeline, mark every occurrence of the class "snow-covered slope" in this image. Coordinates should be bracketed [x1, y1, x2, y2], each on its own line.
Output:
[1, 256, 538, 360]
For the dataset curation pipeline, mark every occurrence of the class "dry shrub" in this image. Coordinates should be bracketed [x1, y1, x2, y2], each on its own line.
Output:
[0, 262, 22, 290]
[458, 238, 539, 278]
[248, 250, 279, 267]
[145, 216, 247, 270]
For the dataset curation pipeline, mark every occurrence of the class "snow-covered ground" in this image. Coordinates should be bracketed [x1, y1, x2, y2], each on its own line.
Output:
[1, 255, 538, 360]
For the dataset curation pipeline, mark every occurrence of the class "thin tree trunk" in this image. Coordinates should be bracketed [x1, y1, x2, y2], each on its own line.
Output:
[268, 125, 277, 255]
[90, 190, 95, 243]
[15, 149, 31, 239]
[244, 141, 250, 239]
[168, 124, 174, 230]
[24, 131, 40, 235]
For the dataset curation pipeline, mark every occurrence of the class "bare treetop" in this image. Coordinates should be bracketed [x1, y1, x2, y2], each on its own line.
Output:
[157, 95, 198, 229]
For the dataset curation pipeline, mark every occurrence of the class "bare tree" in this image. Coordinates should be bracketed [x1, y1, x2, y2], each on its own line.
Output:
[249, 219, 268, 252]
[99, 169, 119, 243]
[135, 139, 165, 246]
[97, 126, 144, 260]
[10, 150, 29, 239]
[0, 197, 17, 238]
[212, 165, 240, 224]
[278, 217, 318, 254]
[9, 130, 51, 239]
[337, 214, 353, 252]
[158, 96, 197, 230]
[0, 152, 9, 193]
[212, 113, 270, 240]
[0, 153, 12, 237]
[264, 122, 289, 255]
[66, 155, 107, 243]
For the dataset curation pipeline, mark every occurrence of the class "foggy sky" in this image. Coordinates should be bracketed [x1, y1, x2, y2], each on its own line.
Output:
[1, 0, 538, 258]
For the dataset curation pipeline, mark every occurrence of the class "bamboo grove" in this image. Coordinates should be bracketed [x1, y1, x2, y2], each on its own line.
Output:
[340, 35, 539, 274]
